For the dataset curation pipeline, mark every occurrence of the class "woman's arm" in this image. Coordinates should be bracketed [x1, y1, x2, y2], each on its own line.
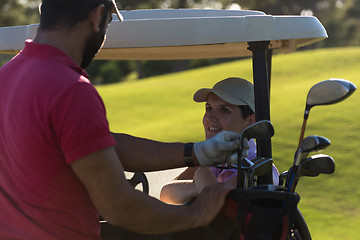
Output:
[160, 180, 198, 204]
[160, 167, 219, 204]
[160, 167, 198, 204]
[194, 167, 218, 193]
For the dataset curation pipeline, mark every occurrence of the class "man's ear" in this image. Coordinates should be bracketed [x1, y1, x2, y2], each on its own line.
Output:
[89, 4, 105, 32]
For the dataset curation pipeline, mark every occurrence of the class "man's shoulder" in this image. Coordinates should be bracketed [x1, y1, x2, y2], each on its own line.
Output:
[19, 41, 88, 83]
[19, 49, 91, 88]
[2, 50, 95, 106]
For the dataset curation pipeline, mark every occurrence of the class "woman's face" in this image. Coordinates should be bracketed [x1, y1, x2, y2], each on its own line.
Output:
[203, 93, 254, 139]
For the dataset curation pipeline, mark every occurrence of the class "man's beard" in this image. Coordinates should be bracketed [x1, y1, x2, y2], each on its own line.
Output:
[80, 27, 106, 69]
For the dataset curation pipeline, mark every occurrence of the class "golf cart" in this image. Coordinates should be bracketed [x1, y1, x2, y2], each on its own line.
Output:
[2, 8, 353, 240]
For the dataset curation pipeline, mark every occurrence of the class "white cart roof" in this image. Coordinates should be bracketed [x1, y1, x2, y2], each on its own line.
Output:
[0, 9, 327, 60]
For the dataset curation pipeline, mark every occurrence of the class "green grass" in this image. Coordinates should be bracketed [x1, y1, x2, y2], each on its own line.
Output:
[97, 47, 360, 239]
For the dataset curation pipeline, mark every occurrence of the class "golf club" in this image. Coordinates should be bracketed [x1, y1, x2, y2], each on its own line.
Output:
[297, 78, 356, 150]
[239, 120, 275, 142]
[239, 157, 256, 189]
[236, 120, 275, 188]
[247, 157, 273, 188]
[218, 120, 274, 169]
[294, 135, 331, 167]
[280, 154, 334, 189]
[287, 135, 331, 192]
[279, 170, 288, 186]
[237, 120, 274, 163]
[237, 157, 273, 189]
[299, 154, 335, 177]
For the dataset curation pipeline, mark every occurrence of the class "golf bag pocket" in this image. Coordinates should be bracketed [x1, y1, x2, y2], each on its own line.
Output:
[212, 186, 300, 240]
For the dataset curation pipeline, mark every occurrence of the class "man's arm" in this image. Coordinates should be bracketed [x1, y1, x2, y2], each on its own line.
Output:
[71, 146, 232, 234]
[111, 133, 191, 172]
[111, 131, 241, 172]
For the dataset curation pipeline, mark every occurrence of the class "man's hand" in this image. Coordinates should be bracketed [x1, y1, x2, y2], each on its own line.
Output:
[190, 181, 234, 227]
[194, 131, 240, 167]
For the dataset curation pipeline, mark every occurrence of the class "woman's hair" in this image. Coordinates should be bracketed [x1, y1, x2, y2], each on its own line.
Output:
[239, 105, 254, 119]
[39, 0, 112, 31]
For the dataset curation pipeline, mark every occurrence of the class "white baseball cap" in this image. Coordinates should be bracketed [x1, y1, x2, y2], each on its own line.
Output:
[193, 77, 255, 112]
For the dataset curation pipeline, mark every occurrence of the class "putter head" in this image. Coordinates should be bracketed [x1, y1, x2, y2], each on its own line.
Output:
[299, 154, 335, 177]
[306, 78, 356, 110]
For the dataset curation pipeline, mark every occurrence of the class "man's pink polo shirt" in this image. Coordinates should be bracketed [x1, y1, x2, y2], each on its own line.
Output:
[0, 40, 116, 239]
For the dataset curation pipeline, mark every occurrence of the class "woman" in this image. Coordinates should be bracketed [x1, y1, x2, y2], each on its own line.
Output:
[160, 77, 279, 204]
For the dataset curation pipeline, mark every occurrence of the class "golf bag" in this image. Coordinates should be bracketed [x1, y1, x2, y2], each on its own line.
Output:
[211, 186, 300, 240]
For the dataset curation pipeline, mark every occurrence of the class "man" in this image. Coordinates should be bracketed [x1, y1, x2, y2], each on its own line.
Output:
[0, 1, 242, 239]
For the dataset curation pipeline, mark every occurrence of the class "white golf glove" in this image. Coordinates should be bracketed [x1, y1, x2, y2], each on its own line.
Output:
[222, 138, 250, 166]
[194, 131, 241, 167]
[241, 138, 250, 158]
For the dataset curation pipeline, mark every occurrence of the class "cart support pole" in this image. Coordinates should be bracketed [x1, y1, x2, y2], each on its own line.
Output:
[248, 41, 273, 184]
[267, 49, 273, 86]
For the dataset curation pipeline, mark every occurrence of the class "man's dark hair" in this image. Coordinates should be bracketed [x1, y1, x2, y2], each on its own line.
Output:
[39, 0, 112, 31]
[239, 105, 254, 119]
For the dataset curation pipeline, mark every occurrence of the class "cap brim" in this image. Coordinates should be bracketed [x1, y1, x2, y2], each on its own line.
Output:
[193, 88, 254, 111]
[193, 88, 213, 102]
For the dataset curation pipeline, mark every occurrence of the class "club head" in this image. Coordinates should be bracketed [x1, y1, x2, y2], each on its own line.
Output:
[237, 120, 274, 188]
[239, 157, 272, 189]
[299, 154, 335, 177]
[306, 78, 356, 110]
[300, 135, 331, 152]
[279, 170, 288, 186]
[250, 157, 273, 177]
[297, 79, 355, 150]
[246, 158, 272, 188]
[294, 135, 331, 166]
[239, 120, 274, 143]
[240, 157, 255, 169]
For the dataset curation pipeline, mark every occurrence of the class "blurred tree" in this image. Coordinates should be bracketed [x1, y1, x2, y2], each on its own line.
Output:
[228, 0, 360, 47]
[0, 0, 40, 27]
[0, 0, 40, 67]
[117, 0, 162, 10]
[117, 0, 209, 9]
[325, 0, 360, 46]
[86, 60, 134, 84]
